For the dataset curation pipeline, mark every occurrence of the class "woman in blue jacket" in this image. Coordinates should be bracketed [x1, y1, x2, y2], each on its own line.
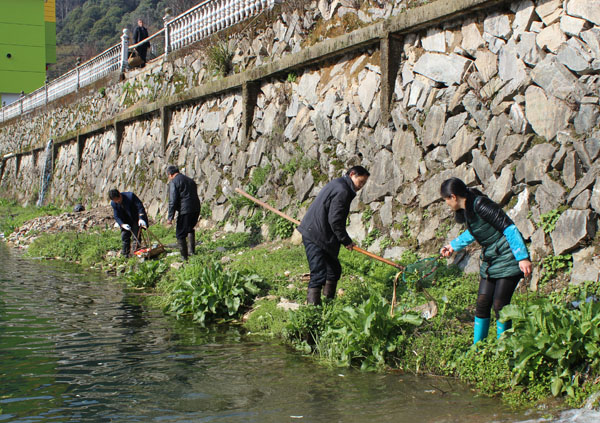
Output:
[439, 178, 532, 344]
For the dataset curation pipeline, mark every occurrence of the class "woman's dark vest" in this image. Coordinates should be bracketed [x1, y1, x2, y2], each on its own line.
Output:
[466, 197, 522, 279]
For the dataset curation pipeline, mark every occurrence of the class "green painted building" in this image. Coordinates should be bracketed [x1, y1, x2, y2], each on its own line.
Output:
[0, 0, 56, 106]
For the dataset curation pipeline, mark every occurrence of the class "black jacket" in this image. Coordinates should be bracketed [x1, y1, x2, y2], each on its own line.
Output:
[297, 176, 356, 256]
[168, 173, 200, 220]
[111, 192, 147, 227]
[133, 25, 150, 49]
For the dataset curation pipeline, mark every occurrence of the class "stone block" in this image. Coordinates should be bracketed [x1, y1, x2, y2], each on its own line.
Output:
[484, 12, 511, 40]
[422, 27, 446, 52]
[571, 247, 600, 284]
[566, 0, 600, 26]
[567, 167, 599, 202]
[446, 125, 479, 164]
[535, 175, 566, 214]
[422, 104, 446, 148]
[413, 53, 471, 86]
[483, 113, 510, 156]
[551, 209, 596, 255]
[474, 50, 498, 83]
[557, 42, 592, 74]
[493, 134, 527, 172]
[514, 143, 556, 184]
[461, 22, 485, 54]
[562, 150, 583, 189]
[591, 176, 600, 213]
[536, 23, 566, 53]
[511, 0, 535, 36]
[516, 32, 543, 66]
[525, 85, 573, 141]
[441, 112, 468, 146]
[572, 189, 591, 209]
[472, 149, 494, 185]
[489, 167, 514, 205]
[507, 188, 535, 240]
[535, 0, 562, 26]
[418, 163, 476, 207]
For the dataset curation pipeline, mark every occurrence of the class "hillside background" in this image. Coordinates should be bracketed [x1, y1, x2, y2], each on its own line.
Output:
[51, 0, 199, 80]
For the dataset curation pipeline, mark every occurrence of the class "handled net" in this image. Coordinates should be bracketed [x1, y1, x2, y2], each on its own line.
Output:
[391, 256, 441, 316]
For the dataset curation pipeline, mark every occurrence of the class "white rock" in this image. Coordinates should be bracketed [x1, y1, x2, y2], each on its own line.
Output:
[525, 85, 573, 141]
[484, 12, 512, 40]
[536, 23, 566, 53]
[413, 53, 471, 86]
[566, 0, 600, 26]
[474, 50, 498, 82]
[581, 29, 600, 59]
[557, 42, 591, 73]
[357, 71, 380, 112]
[511, 0, 535, 36]
[560, 14, 587, 37]
[535, 0, 562, 26]
[421, 27, 446, 52]
[461, 23, 485, 54]
[296, 72, 321, 105]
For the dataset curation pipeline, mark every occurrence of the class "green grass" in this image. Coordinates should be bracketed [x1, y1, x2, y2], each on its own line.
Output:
[0, 199, 65, 235]
[26, 230, 122, 266]
[6, 205, 597, 410]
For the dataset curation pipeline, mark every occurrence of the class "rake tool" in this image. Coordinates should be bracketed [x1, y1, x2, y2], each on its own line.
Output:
[234, 188, 441, 317]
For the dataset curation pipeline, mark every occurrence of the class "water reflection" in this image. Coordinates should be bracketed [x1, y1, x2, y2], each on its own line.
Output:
[1, 244, 597, 422]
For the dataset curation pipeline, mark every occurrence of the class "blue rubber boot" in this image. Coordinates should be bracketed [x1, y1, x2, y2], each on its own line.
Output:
[473, 317, 490, 345]
[497, 320, 512, 339]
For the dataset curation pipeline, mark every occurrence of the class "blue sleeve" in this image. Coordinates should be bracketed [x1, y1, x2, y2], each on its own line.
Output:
[503, 224, 529, 261]
[450, 230, 475, 252]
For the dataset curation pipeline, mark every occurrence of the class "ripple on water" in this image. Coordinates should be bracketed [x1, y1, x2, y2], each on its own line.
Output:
[1, 245, 597, 423]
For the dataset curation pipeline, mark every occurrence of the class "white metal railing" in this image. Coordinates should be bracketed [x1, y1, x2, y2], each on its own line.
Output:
[0, 0, 279, 124]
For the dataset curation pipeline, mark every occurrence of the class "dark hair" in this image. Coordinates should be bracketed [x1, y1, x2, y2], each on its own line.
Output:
[441, 178, 487, 223]
[166, 165, 179, 176]
[108, 189, 121, 200]
[346, 165, 370, 177]
[440, 177, 486, 198]
[440, 177, 469, 199]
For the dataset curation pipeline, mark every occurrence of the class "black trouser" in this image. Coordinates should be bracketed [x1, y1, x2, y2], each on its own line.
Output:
[120, 223, 140, 256]
[476, 274, 523, 319]
[137, 46, 148, 62]
[176, 211, 199, 240]
[303, 238, 342, 289]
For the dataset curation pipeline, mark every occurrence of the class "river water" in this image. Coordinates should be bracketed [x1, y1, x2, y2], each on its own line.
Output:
[1, 244, 599, 423]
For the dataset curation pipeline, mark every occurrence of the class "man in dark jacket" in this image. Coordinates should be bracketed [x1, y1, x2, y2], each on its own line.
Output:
[167, 165, 200, 260]
[297, 166, 370, 305]
[109, 189, 148, 257]
[133, 19, 150, 64]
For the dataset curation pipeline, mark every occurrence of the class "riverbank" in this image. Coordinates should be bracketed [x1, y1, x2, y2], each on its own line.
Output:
[1, 201, 599, 413]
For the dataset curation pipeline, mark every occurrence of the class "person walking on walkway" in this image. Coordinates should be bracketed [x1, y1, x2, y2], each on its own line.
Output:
[133, 19, 150, 64]
[166, 165, 200, 261]
[439, 177, 532, 345]
[297, 166, 370, 305]
[109, 189, 148, 258]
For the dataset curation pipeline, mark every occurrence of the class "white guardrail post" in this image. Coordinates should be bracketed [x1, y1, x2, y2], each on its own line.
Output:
[76, 57, 81, 92]
[164, 8, 172, 61]
[120, 28, 129, 73]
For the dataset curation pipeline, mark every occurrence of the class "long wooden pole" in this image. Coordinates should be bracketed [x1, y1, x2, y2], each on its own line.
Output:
[234, 188, 403, 270]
